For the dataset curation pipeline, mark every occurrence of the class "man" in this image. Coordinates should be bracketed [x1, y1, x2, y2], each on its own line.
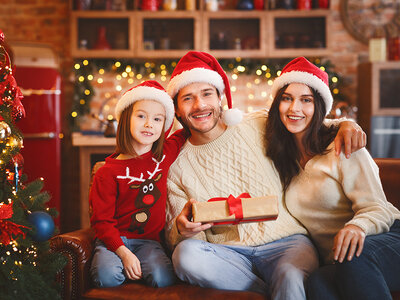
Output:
[165, 51, 366, 300]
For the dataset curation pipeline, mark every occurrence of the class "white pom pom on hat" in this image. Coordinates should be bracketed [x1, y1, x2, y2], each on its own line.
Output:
[167, 51, 243, 126]
[271, 57, 333, 115]
[115, 80, 175, 132]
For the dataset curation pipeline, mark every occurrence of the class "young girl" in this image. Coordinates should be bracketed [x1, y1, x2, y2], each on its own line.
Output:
[89, 80, 187, 288]
[265, 57, 400, 300]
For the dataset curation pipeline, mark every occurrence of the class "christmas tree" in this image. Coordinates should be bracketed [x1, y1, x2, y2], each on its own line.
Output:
[0, 30, 66, 299]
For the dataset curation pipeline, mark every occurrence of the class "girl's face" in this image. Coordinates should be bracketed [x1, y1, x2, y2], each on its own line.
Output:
[279, 83, 315, 141]
[130, 100, 165, 155]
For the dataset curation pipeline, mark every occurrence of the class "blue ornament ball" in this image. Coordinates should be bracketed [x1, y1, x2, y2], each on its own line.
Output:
[28, 211, 55, 242]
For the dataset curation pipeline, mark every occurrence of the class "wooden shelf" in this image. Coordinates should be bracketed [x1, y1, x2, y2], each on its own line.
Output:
[70, 2, 332, 58]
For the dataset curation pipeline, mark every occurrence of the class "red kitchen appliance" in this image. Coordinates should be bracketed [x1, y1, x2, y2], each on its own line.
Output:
[12, 43, 62, 224]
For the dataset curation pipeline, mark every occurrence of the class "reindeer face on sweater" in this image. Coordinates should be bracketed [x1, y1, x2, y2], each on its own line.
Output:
[130, 173, 162, 209]
[116, 155, 166, 234]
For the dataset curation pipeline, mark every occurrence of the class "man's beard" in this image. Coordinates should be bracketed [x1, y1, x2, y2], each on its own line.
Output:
[181, 106, 222, 134]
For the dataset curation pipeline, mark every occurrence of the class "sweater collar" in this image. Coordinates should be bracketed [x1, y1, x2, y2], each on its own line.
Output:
[184, 125, 237, 154]
[106, 150, 153, 164]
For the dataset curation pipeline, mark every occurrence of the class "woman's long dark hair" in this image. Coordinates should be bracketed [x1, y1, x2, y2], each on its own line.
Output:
[265, 84, 338, 192]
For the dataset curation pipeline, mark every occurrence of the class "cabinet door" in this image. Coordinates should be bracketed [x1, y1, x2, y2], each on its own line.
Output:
[135, 12, 201, 58]
[268, 10, 331, 57]
[71, 12, 134, 58]
[357, 62, 400, 157]
[203, 11, 267, 58]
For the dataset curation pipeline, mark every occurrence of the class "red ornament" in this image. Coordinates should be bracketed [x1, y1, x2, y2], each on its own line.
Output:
[12, 93, 26, 121]
[0, 203, 28, 245]
[12, 153, 24, 169]
[0, 203, 12, 219]
[0, 29, 4, 43]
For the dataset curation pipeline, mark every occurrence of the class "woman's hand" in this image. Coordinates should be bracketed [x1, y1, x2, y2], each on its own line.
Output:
[116, 245, 142, 280]
[333, 224, 366, 263]
[176, 199, 212, 238]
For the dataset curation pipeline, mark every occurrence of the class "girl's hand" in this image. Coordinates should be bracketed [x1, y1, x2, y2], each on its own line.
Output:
[116, 245, 142, 280]
[333, 224, 366, 263]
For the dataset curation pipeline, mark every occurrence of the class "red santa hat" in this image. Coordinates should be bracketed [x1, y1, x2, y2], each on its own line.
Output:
[167, 51, 243, 126]
[115, 80, 174, 131]
[271, 57, 333, 115]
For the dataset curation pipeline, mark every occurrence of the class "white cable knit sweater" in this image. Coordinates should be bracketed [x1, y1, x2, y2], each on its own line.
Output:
[165, 109, 307, 249]
[285, 144, 400, 264]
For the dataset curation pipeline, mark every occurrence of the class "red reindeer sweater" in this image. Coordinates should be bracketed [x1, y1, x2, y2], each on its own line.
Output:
[89, 129, 187, 252]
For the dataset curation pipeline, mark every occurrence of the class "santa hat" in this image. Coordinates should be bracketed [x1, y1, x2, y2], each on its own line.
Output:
[167, 51, 243, 126]
[115, 80, 174, 131]
[271, 57, 333, 115]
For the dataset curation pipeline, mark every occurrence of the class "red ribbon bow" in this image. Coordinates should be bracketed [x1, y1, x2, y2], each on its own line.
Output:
[208, 193, 251, 225]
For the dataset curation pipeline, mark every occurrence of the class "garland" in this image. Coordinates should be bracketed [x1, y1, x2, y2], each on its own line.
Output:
[70, 57, 343, 130]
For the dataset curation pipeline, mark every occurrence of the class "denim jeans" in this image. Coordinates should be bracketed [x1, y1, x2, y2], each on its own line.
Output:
[307, 219, 400, 300]
[172, 234, 318, 300]
[90, 237, 176, 288]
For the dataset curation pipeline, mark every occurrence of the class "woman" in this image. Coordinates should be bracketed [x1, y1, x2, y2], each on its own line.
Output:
[264, 57, 400, 300]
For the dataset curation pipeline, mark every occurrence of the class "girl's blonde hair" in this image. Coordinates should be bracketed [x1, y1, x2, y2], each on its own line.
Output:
[115, 102, 166, 161]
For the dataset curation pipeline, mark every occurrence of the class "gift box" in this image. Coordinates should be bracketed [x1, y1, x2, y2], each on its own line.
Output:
[192, 193, 278, 225]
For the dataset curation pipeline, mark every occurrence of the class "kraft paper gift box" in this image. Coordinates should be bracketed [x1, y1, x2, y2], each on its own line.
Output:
[192, 194, 279, 225]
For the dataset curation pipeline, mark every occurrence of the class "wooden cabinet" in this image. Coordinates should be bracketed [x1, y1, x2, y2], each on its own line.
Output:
[357, 62, 400, 158]
[70, 1, 331, 58]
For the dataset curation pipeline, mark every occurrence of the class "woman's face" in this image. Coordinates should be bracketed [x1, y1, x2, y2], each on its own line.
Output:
[278, 83, 315, 141]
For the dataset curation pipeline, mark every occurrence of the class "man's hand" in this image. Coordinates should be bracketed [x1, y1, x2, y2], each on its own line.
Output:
[334, 120, 367, 158]
[333, 224, 366, 263]
[116, 245, 142, 280]
[176, 199, 212, 238]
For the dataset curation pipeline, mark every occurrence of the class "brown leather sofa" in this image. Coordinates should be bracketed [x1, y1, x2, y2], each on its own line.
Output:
[51, 158, 400, 300]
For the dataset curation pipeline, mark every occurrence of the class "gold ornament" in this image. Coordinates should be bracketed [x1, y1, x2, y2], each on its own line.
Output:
[0, 121, 11, 141]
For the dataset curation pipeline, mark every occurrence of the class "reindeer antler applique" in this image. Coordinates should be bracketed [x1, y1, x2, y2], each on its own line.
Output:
[117, 168, 145, 184]
[117, 155, 166, 184]
[147, 155, 165, 179]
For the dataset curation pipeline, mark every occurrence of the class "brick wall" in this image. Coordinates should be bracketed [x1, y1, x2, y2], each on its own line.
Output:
[0, 0, 369, 232]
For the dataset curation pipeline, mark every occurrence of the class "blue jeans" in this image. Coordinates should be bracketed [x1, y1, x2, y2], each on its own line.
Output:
[307, 219, 400, 300]
[90, 237, 176, 288]
[172, 234, 318, 300]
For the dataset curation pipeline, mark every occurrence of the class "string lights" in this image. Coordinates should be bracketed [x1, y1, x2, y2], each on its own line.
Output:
[70, 58, 343, 131]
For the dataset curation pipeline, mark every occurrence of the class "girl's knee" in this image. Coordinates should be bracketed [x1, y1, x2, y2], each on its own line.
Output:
[148, 266, 177, 287]
[91, 264, 125, 288]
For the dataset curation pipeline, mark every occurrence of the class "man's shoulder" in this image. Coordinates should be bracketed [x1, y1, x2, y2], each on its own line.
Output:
[238, 108, 268, 133]
[243, 108, 269, 121]
[169, 142, 191, 174]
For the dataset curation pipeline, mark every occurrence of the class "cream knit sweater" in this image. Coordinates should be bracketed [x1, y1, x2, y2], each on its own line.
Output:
[285, 143, 400, 264]
[165, 110, 307, 249]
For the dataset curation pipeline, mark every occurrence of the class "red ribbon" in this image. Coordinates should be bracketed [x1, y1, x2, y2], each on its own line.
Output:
[208, 193, 251, 224]
[207, 193, 277, 225]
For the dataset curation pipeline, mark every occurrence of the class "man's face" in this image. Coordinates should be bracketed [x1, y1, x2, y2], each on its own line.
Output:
[175, 82, 222, 135]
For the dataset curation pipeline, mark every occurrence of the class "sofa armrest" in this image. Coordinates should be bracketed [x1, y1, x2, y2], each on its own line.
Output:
[50, 228, 96, 300]
[374, 158, 400, 210]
